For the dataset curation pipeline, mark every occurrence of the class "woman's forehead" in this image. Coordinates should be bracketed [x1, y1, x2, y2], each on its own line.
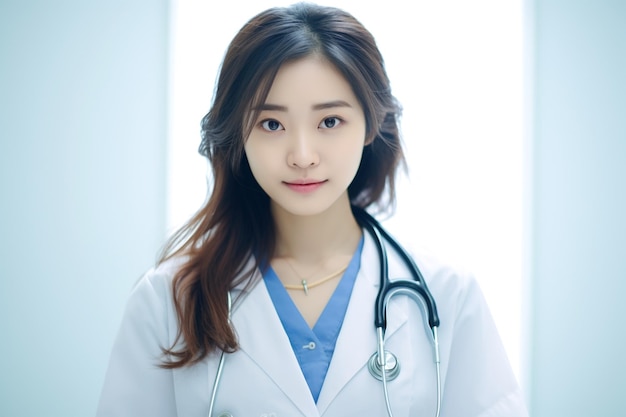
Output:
[261, 56, 359, 109]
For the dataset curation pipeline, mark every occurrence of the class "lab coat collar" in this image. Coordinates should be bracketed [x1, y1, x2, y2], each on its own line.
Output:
[230, 269, 319, 416]
[317, 230, 409, 413]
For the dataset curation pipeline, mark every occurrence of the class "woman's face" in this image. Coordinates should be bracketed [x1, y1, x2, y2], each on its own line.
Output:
[244, 55, 366, 218]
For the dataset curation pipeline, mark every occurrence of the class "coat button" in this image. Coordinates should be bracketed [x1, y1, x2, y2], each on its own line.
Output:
[217, 413, 233, 417]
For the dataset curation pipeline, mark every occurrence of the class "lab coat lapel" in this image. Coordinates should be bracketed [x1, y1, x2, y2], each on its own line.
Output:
[316, 232, 409, 413]
[230, 272, 318, 416]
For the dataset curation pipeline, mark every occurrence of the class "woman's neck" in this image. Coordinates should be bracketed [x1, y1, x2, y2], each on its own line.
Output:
[271, 196, 362, 263]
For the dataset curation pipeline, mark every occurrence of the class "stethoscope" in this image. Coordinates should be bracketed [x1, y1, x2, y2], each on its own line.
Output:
[208, 207, 441, 417]
[353, 207, 441, 417]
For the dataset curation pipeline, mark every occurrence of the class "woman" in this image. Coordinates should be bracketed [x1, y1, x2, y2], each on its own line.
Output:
[97, 3, 528, 416]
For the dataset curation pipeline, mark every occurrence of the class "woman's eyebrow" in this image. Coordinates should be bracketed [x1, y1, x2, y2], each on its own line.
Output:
[256, 100, 353, 111]
[312, 100, 353, 110]
[257, 103, 288, 111]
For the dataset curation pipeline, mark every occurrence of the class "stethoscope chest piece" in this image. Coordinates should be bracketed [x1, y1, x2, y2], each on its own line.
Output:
[368, 350, 400, 381]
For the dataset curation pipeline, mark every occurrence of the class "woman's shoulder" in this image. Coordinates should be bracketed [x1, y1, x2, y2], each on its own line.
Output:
[397, 240, 484, 308]
[129, 256, 189, 301]
[395, 239, 471, 282]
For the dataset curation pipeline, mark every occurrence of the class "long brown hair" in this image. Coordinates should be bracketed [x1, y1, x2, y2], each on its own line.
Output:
[160, 2, 405, 368]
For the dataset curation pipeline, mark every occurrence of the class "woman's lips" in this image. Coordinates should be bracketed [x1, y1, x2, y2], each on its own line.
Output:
[283, 179, 327, 193]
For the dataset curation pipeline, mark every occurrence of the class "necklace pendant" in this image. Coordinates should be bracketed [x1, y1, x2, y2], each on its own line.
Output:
[302, 279, 309, 295]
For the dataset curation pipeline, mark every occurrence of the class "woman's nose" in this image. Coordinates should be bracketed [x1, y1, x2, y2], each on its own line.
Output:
[287, 131, 320, 168]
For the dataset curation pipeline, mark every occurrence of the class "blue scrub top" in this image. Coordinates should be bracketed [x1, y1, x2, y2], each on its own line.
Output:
[262, 237, 364, 402]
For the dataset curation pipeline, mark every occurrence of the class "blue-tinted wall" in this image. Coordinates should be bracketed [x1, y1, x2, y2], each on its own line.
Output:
[530, 0, 626, 415]
[0, 1, 169, 416]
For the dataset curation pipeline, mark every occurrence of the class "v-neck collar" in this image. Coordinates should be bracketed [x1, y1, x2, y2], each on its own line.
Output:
[261, 237, 364, 401]
[263, 237, 363, 326]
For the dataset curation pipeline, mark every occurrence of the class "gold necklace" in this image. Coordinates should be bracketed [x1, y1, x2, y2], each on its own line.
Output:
[282, 261, 349, 295]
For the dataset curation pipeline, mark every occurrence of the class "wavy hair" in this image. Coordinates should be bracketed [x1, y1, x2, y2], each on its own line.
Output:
[160, 2, 405, 368]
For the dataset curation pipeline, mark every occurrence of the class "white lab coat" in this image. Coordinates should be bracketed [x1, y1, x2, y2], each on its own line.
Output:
[97, 232, 528, 417]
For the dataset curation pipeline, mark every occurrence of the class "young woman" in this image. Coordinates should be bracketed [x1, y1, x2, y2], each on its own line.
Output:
[97, 3, 528, 417]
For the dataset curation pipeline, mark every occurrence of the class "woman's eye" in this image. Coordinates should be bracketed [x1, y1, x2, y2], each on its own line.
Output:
[319, 117, 342, 129]
[261, 119, 283, 131]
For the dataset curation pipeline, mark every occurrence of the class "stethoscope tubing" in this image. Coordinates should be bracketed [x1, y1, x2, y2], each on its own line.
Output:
[208, 292, 231, 417]
[352, 207, 440, 330]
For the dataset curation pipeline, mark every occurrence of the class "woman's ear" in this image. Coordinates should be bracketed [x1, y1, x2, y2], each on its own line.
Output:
[364, 131, 376, 146]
